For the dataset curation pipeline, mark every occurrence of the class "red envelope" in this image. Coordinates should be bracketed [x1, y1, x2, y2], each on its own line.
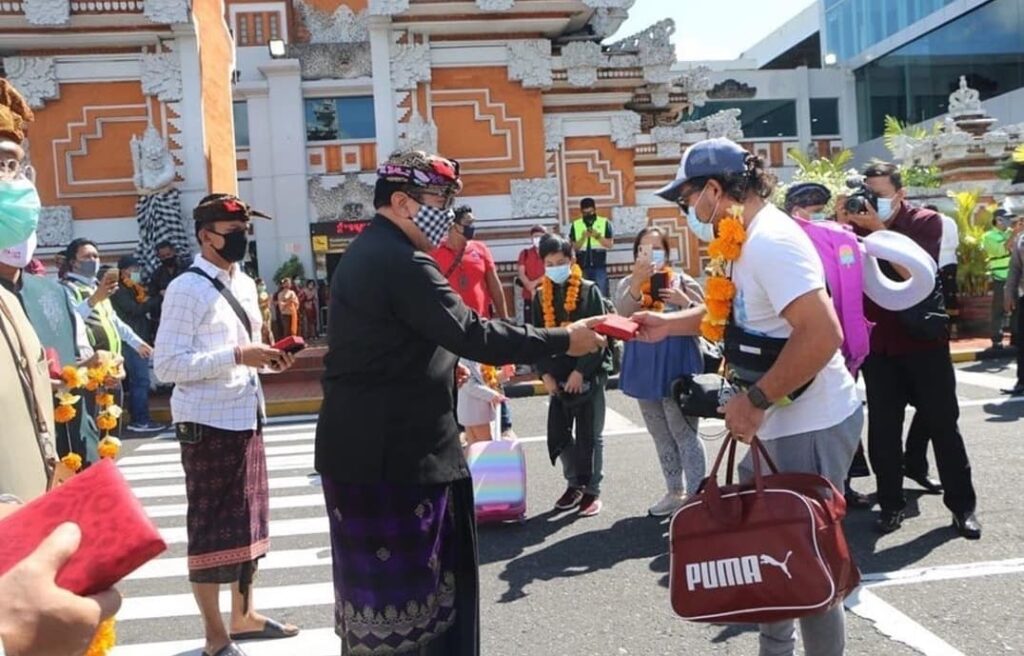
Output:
[45, 347, 62, 380]
[594, 315, 640, 341]
[0, 459, 166, 596]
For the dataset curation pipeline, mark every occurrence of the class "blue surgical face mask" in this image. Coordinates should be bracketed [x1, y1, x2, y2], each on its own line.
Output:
[129, 271, 142, 284]
[546, 264, 571, 285]
[810, 212, 828, 222]
[686, 185, 717, 243]
[77, 259, 100, 280]
[876, 197, 895, 221]
[0, 178, 41, 250]
[651, 250, 667, 269]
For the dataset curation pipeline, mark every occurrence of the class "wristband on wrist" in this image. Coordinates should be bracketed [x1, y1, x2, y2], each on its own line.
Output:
[234, 346, 242, 365]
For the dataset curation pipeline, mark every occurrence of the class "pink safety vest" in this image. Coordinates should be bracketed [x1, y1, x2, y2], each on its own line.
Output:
[795, 217, 873, 376]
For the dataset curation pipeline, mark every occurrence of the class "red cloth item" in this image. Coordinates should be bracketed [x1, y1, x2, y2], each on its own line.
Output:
[432, 241, 496, 317]
[0, 459, 167, 596]
[517, 247, 545, 301]
[670, 437, 860, 624]
[44, 347, 62, 380]
[594, 315, 640, 341]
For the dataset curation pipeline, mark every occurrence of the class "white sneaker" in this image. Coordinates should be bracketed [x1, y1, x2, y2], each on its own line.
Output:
[648, 492, 687, 517]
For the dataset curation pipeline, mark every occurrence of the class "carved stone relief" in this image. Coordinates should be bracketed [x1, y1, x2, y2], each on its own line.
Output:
[544, 116, 564, 152]
[612, 206, 648, 235]
[507, 40, 553, 89]
[391, 41, 431, 90]
[561, 41, 602, 88]
[368, 0, 409, 16]
[141, 52, 182, 102]
[1, 57, 59, 109]
[610, 111, 642, 149]
[295, 0, 368, 44]
[309, 175, 376, 222]
[292, 43, 372, 80]
[511, 178, 560, 218]
[36, 206, 74, 247]
[144, 0, 190, 24]
[23, 0, 70, 26]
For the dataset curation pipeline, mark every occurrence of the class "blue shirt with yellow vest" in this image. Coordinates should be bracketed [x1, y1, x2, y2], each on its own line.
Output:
[64, 272, 145, 356]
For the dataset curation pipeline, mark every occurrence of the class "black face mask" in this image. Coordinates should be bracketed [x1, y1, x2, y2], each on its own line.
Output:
[212, 230, 248, 263]
[460, 224, 476, 240]
[160, 256, 177, 268]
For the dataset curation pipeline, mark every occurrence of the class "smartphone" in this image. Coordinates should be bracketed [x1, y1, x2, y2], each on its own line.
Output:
[103, 267, 120, 284]
[650, 272, 668, 297]
[273, 335, 307, 355]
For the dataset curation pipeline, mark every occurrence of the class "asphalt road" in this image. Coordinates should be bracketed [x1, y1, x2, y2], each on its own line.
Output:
[111, 358, 1024, 655]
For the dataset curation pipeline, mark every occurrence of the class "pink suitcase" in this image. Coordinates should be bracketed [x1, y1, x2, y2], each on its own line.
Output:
[467, 438, 527, 524]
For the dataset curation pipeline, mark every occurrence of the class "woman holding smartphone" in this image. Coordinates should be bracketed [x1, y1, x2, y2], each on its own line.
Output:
[613, 227, 707, 517]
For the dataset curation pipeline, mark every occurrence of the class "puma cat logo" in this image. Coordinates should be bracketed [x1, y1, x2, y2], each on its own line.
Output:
[759, 551, 794, 580]
[685, 551, 795, 591]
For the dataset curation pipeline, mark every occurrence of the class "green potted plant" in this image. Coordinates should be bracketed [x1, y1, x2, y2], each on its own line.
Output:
[950, 190, 993, 336]
[273, 255, 306, 285]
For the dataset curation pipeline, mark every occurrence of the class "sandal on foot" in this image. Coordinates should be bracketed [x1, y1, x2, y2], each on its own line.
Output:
[203, 643, 248, 656]
[229, 618, 300, 641]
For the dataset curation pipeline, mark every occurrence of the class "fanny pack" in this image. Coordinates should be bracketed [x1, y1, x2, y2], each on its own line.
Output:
[723, 324, 812, 403]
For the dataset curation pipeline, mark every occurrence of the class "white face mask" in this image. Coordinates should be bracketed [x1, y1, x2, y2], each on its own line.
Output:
[0, 230, 36, 269]
[532, 236, 543, 249]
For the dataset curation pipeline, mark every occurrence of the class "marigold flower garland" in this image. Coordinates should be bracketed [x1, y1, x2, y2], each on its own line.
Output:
[541, 264, 583, 327]
[480, 364, 501, 391]
[700, 205, 747, 342]
[640, 267, 675, 312]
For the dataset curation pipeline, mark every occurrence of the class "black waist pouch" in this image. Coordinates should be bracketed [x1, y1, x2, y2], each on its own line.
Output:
[723, 324, 813, 401]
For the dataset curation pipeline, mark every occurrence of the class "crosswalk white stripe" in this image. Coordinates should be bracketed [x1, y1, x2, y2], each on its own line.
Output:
[159, 516, 327, 545]
[120, 443, 314, 466]
[127, 546, 332, 581]
[136, 430, 315, 452]
[144, 492, 325, 519]
[112, 628, 339, 655]
[122, 454, 314, 482]
[118, 582, 334, 621]
[130, 475, 320, 500]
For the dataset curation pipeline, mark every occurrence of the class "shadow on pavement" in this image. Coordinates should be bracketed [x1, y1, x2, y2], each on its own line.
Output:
[493, 515, 667, 602]
[845, 490, 959, 573]
[981, 400, 1024, 423]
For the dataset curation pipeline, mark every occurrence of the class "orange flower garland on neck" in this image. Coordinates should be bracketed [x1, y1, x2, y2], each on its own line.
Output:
[700, 205, 746, 342]
[481, 364, 500, 390]
[640, 267, 674, 312]
[541, 264, 583, 327]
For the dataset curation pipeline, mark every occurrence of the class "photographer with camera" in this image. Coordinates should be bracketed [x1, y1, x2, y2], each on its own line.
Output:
[836, 161, 980, 539]
[570, 198, 613, 296]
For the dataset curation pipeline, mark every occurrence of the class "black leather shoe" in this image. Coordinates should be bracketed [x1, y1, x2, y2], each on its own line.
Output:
[906, 473, 943, 494]
[875, 510, 905, 534]
[1002, 383, 1024, 396]
[952, 511, 982, 540]
[844, 484, 873, 510]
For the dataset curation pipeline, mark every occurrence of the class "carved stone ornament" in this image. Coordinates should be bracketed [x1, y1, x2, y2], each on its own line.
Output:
[292, 43, 372, 80]
[612, 206, 648, 235]
[582, 0, 635, 7]
[368, 0, 409, 16]
[544, 116, 564, 152]
[649, 84, 670, 108]
[948, 75, 983, 117]
[23, 0, 70, 26]
[703, 108, 744, 140]
[709, 78, 756, 100]
[397, 114, 438, 154]
[507, 40, 553, 89]
[390, 41, 431, 91]
[678, 66, 712, 107]
[141, 52, 182, 102]
[510, 178, 560, 218]
[144, 0, 190, 24]
[296, 0, 368, 44]
[476, 0, 515, 10]
[561, 41, 602, 88]
[308, 175, 376, 222]
[130, 123, 177, 195]
[606, 18, 676, 85]
[610, 111, 642, 149]
[588, 7, 629, 39]
[650, 125, 687, 158]
[983, 130, 1010, 158]
[1, 57, 58, 109]
[36, 206, 74, 247]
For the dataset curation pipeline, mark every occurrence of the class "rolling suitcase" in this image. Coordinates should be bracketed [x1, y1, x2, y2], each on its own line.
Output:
[467, 419, 527, 524]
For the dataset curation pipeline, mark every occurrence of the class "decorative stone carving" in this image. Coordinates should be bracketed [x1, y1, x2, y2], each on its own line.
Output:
[582, 0, 635, 6]
[141, 52, 182, 102]
[1, 57, 58, 109]
[397, 115, 438, 154]
[612, 206, 648, 235]
[507, 40, 553, 89]
[561, 41, 602, 88]
[678, 66, 712, 107]
[296, 0, 368, 43]
[544, 116, 563, 152]
[609, 111, 642, 149]
[130, 123, 177, 195]
[651, 125, 687, 158]
[476, 0, 514, 10]
[983, 130, 1009, 158]
[309, 175, 376, 222]
[607, 18, 676, 85]
[709, 78, 757, 100]
[680, 108, 745, 141]
[588, 7, 630, 39]
[368, 0, 409, 16]
[292, 43, 372, 80]
[949, 75, 982, 117]
[937, 127, 972, 160]
[510, 178, 560, 218]
[36, 206, 73, 247]
[649, 84, 670, 108]
[23, 0, 70, 25]
[144, 0, 190, 24]
[390, 41, 431, 90]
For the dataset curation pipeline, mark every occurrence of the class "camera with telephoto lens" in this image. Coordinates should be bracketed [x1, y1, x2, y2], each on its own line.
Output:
[843, 175, 879, 214]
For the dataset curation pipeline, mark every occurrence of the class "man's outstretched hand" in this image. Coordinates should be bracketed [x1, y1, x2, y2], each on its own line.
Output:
[566, 316, 608, 357]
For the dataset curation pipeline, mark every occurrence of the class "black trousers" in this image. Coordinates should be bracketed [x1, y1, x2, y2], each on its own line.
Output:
[904, 412, 932, 479]
[862, 347, 977, 514]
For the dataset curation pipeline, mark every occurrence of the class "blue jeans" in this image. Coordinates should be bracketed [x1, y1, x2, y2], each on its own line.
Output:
[583, 265, 609, 297]
[500, 399, 512, 432]
[123, 346, 152, 425]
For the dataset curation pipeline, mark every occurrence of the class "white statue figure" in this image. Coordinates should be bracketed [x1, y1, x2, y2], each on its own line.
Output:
[948, 75, 982, 116]
[130, 123, 177, 195]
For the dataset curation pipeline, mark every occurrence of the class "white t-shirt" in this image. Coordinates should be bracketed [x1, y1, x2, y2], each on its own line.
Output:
[938, 213, 959, 268]
[730, 204, 861, 440]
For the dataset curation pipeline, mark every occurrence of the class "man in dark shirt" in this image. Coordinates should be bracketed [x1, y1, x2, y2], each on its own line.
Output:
[314, 150, 606, 656]
[148, 240, 188, 324]
[839, 161, 980, 539]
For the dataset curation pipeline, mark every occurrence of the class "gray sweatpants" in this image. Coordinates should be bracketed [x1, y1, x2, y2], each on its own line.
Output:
[738, 407, 864, 656]
[637, 398, 706, 495]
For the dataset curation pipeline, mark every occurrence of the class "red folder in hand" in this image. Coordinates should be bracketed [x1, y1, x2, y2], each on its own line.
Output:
[0, 459, 166, 596]
[594, 315, 640, 341]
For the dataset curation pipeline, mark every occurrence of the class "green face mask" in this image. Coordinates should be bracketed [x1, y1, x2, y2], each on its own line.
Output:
[0, 178, 41, 250]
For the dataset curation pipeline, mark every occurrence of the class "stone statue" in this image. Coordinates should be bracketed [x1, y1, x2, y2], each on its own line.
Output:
[948, 75, 982, 116]
[128, 123, 192, 280]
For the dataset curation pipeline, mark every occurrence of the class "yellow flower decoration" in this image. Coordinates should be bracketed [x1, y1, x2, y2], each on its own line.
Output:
[96, 392, 115, 408]
[56, 390, 81, 406]
[61, 365, 88, 389]
[103, 404, 123, 420]
[61, 452, 83, 472]
[54, 404, 77, 424]
[97, 415, 117, 432]
[700, 207, 746, 342]
[98, 436, 122, 460]
[84, 618, 116, 656]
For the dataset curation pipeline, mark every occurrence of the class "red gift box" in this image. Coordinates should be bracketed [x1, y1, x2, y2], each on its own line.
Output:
[273, 335, 307, 354]
[594, 315, 640, 341]
[0, 459, 167, 597]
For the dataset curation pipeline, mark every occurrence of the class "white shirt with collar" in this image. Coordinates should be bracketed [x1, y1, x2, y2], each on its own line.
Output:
[153, 254, 265, 431]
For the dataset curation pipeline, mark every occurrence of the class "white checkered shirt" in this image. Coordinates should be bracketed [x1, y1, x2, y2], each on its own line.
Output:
[153, 254, 265, 431]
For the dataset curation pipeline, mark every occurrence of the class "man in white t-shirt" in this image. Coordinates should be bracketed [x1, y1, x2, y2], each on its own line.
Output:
[635, 138, 863, 656]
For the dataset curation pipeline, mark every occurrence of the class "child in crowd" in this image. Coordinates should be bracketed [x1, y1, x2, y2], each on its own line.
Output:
[531, 234, 612, 517]
[457, 358, 505, 447]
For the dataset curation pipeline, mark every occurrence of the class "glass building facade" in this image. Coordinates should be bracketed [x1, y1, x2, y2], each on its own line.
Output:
[824, 0, 957, 62]
[853, 0, 1024, 140]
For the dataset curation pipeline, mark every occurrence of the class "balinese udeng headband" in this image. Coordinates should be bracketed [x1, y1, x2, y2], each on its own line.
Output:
[376, 155, 461, 190]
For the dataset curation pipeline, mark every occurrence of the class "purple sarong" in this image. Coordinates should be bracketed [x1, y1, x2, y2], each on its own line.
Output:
[322, 477, 479, 655]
